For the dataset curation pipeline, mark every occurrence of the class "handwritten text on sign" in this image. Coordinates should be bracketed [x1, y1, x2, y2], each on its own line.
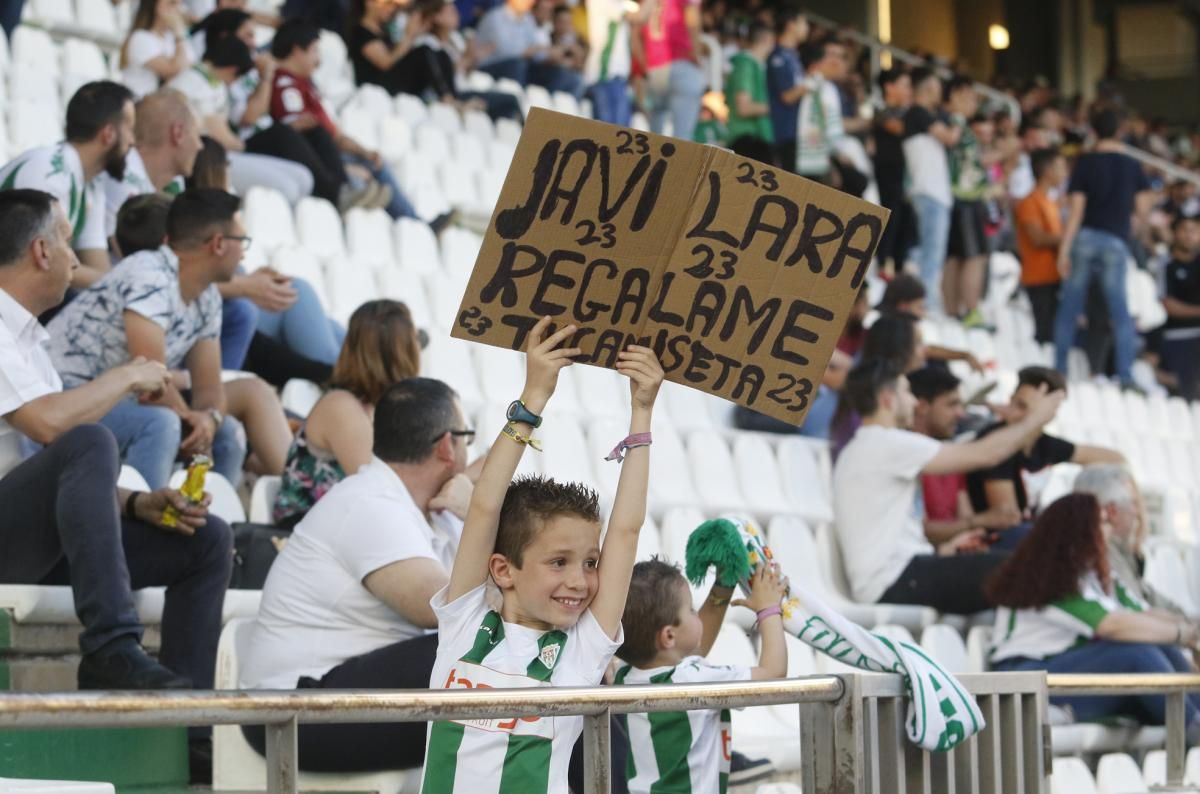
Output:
[452, 110, 889, 425]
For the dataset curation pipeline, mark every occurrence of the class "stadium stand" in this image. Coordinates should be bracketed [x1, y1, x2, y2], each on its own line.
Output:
[3, 0, 1200, 791]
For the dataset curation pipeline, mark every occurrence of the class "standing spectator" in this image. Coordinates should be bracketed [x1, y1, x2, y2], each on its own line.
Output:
[872, 67, 913, 272]
[273, 300, 423, 528]
[47, 189, 249, 489]
[986, 493, 1200, 740]
[639, 0, 705, 141]
[473, 0, 584, 98]
[903, 68, 959, 314]
[942, 76, 990, 326]
[964, 366, 1125, 523]
[122, 0, 194, 98]
[271, 20, 450, 228]
[0, 189, 232, 692]
[170, 35, 317, 206]
[0, 81, 135, 290]
[832, 359, 1063, 614]
[795, 39, 848, 182]
[765, 8, 807, 173]
[1007, 117, 1049, 202]
[724, 22, 775, 164]
[1053, 109, 1156, 388]
[1016, 148, 1067, 344]
[583, 0, 643, 126]
[1160, 213, 1200, 399]
[101, 89, 204, 239]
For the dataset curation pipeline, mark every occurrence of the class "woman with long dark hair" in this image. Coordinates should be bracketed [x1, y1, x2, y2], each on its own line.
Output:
[987, 493, 1200, 735]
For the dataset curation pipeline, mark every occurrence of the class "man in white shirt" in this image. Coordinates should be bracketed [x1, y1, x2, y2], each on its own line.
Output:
[101, 89, 205, 240]
[0, 81, 136, 289]
[832, 358, 1063, 614]
[240, 376, 473, 771]
[0, 189, 233, 691]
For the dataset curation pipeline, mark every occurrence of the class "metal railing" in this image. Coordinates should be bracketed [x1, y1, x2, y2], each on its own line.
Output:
[0, 672, 1060, 794]
[0, 677, 845, 794]
[1048, 673, 1200, 792]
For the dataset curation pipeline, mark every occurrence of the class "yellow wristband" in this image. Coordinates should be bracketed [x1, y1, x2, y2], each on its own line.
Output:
[501, 421, 543, 451]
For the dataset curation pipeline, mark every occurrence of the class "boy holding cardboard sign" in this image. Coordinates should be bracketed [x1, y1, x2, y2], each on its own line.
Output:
[422, 316, 664, 794]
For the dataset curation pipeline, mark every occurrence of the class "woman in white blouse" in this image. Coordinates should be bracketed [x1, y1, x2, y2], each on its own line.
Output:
[121, 0, 194, 98]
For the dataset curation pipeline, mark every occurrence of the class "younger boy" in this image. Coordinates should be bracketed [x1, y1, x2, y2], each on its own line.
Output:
[422, 316, 664, 793]
[615, 561, 787, 794]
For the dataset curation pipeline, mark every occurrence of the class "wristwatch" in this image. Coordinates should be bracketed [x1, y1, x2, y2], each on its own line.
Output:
[208, 408, 224, 429]
[506, 400, 542, 428]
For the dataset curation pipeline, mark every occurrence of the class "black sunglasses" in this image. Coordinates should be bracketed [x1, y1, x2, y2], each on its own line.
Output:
[434, 428, 476, 445]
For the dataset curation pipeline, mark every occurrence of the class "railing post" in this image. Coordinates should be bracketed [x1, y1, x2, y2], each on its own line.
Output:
[584, 709, 612, 794]
[1166, 691, 1187, 787]
[265, 716, 299, 794]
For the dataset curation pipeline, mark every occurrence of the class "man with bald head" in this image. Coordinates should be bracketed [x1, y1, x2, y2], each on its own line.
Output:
[101, 89, 205, 238]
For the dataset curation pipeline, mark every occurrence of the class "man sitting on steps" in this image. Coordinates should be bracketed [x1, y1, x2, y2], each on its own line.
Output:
[0, 189, 233, 690]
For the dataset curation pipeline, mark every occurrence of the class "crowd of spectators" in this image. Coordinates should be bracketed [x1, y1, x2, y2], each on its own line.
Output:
[3, 0, 1200, 785]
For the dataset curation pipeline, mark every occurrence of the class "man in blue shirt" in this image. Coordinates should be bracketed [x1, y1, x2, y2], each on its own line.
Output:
[766, 8, 808, 173]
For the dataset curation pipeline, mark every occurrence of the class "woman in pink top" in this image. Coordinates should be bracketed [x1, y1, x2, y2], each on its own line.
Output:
[638, 0, 707, 141]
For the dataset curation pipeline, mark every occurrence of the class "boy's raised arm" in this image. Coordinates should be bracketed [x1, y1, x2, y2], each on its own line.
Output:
[446, 317, 581, 601]
[590, 346, 664, 639]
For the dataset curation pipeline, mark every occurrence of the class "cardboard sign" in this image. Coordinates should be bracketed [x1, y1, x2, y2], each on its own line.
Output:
[452, 109, 890, 425]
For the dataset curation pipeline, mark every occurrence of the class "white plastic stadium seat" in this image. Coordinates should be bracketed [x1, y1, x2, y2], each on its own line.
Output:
[1095, 752, 1148, 794]
[243, 187, 297, 256]
[919, 624, 971, 674]
[271, 246, 330, 312]
[394, 217, 442, 274]
[294, 198, 346, 262]
[732, 434, 795, 518]
[379, 114, 414, 165]
[540, 415, 598, 492]
[646, 425, 699, 514]
[325, 262, 380, 327]
[280, 378, 323, 418]
[635, 515, 662, 561]
[168, 470, 245, 524]
[117, 465, 151, 492]
[10, 26, 60, 75]
[1052, 757, 1098, 794]
[344, 208, 394, 270]
[213, 619, 420, 792]
[774, 437, 834, 525]
[393, 92, 429, 126]
[248, 476, 281, 524]
[427, 102, 463, 135]
[966, 625, 992, 673]
[76, 0, 120, 36]
[685, 432, 746, 515]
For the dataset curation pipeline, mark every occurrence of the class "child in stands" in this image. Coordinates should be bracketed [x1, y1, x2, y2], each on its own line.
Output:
[614, 560, 787, 794]
[422, 316, 663, 793]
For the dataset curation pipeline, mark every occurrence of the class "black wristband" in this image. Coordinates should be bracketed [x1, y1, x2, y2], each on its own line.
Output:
[125, 491, 140, 520]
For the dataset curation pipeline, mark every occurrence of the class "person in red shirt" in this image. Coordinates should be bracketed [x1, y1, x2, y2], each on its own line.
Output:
[270, 20, 451, 231]
[909, 366, 1021, 554]
[1015, 148, 1067, 344]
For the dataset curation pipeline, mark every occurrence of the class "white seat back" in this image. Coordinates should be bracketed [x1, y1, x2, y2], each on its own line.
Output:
[248, 476, 281, 524]
[169, 470, 245, 523]
[919, 624, 970, 674]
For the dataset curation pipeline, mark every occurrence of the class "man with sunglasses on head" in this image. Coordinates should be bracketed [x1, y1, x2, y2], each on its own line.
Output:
[239, 376, 474, 773]
[48, 188, 248, 490]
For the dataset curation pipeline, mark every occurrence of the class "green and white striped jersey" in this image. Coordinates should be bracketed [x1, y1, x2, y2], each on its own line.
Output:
[991, 573, 1147, 663]
[422, 584, 622, 794]
[614, 658, 751, 794]
[0, 143, 107, 251]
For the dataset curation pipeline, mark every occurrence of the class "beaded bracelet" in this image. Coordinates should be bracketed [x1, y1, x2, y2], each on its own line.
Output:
[501, 421, 543, 451]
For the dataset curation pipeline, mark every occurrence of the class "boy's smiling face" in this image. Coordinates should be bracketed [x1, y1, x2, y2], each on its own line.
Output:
[491, 514, 602, 631]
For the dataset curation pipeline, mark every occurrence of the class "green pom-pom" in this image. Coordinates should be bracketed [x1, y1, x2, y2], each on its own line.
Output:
[685, 519, 751, 588]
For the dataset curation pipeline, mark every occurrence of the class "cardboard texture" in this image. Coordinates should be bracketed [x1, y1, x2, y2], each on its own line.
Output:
[452, 109, 890, 425]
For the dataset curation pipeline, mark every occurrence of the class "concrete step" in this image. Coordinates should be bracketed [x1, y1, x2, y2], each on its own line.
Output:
[2, 612, 161, 655]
